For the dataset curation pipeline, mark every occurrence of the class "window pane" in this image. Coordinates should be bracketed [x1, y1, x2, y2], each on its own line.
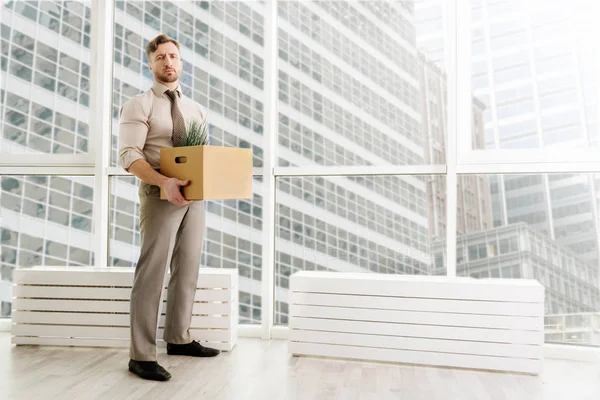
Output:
[278, 1, 443, 166]
[274, 175, 445, 325]
[108, 175, 264, 324]
[454, 173, 600, 346]
[111, 1, 265, 168]
[415, 0, 600, 151]
[0, 1, 92, 155]
[0, 176, 95, 318]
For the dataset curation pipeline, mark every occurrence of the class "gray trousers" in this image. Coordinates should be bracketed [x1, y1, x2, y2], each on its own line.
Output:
[129, 182, 205, 361]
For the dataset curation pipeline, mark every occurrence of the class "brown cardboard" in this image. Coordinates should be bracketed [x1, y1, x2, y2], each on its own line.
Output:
[159, 145, 252, 200]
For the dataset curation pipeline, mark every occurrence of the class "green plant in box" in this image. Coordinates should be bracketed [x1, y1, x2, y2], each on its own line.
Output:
[184, 119, 210, 147]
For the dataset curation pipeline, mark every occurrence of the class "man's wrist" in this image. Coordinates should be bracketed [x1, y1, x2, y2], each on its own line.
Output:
[157, 175, 169, 188]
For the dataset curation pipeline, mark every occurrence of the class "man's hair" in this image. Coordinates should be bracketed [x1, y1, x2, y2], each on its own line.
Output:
[145, 34, 180, 60]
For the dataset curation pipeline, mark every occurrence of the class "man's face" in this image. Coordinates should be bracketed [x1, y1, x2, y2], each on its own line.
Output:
[148, 42, 182, 84]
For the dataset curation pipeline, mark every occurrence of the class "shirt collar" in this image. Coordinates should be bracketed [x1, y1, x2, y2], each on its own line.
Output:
[151, 81, 182, 98]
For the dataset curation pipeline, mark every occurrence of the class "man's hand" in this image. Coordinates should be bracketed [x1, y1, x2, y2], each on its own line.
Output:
[160, 177, 191, 206]
[126, 159, 191, 206]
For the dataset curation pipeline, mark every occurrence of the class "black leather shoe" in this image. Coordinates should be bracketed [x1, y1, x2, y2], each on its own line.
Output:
[167, 340, 221, 357]
[128, 359, 171, 381]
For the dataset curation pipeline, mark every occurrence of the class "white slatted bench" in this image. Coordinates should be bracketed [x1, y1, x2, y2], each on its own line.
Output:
[12, 266, 238, 351]
[289, 271, 544, 375]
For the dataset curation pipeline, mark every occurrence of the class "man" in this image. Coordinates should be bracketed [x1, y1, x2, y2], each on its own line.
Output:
[119, 34, 220, 382]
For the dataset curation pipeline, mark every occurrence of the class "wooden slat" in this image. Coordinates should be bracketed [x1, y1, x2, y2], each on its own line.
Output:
[12, 336, 131, 348]
[291, 273, 544, 303]
[13, 299, 129, 313]
[13, 336, 234, 351]
[291, 304, 542, 331]
[12, 324, 129, 339]
[158, 328, 234, 342]
[13, 312, 235, 330]
[188, 289, 236, 302]
[13, 300, 234, 315]
[14, 267, 237, 289]
[14, 298, 235, 314]
[14, 268, 135, 287]
[13, 286, 132, 300]
[13, 324, 233, 340]
[291, 292, 544, 317]
[192, 275, 236, 289]
[12, 312, 129, 326]
[160, 314, 237, 329]
[167, 302, 236, 315]
[13, 286, 237, 302]
[188, 302, 234, 315]
[290, 317, 543, 345]
[187, 315, 236, 329]
[288, 342, 542, 375]
[290, 329, 542, 360]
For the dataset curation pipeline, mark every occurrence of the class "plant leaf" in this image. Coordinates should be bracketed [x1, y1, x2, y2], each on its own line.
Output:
[183, 119, 209, 146]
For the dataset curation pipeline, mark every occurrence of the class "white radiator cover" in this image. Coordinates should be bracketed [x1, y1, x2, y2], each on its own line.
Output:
[289, 271, 544, 375]
[12, 266, 238, 351]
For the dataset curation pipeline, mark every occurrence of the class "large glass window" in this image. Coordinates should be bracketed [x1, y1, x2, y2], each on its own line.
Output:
[0, 175, 95, 317]
[277, 0, 446, 167]
[274, 175, 446, 325]
[448, 173, 600, 345]
[461, 0, 598, 151]
[110, 1, 265, 169]
[1, 1, 92, 155]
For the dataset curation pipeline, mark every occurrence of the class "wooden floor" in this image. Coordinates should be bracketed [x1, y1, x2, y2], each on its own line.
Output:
[2, 332, 600, 400]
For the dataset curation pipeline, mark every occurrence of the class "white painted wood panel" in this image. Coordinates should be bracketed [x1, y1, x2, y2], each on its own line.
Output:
[290, 316, 543, 345]
[13, 286, 132, 300]
[289, 342, 543, 375]
[291, 304, 542, 331]
[290, 272, 543, 303]
[13, 267, 238, 288]
[13, 285, 236, 302]
[11, 336, 233, 351]
[13, 298, 236, 315]
[289, 272, 544, 374]
[290, 329, 543, 359]
[291, 292, 544, 316]
[11, 267, 238, 351]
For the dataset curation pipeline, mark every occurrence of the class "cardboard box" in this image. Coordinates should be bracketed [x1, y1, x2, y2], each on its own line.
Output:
[159, 145, 252, 200]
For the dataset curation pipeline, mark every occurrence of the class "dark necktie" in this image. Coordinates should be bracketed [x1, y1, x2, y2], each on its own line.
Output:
[165, 89, 185, 147]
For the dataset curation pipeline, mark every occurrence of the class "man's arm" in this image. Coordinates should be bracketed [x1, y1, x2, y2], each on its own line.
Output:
[127, 159, 167, 187]
[128, 159, 190, 206]
[119, 96, 190, 206]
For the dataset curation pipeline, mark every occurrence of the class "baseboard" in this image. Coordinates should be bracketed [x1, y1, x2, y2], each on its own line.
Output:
[237, 324, 262, 338]
[271, 326, 290, 340]
[0, 318, 11, 332]
[544, 343, 600, 363]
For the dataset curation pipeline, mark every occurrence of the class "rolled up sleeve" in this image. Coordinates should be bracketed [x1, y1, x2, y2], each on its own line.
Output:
[119, 96, 149, 171]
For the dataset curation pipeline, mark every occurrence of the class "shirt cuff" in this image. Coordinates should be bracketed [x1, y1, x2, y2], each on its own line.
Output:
[119, 149, 145, 171]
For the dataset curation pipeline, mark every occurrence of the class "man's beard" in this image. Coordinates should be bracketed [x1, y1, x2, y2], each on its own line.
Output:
[157, 69, 179, 83]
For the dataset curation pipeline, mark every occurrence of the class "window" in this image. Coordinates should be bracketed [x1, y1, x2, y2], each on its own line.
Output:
[1, 176, 95, 317]
[1, 2, 92, 155]
[463, 0, 598, 152]
[457, 174, 600, 345]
